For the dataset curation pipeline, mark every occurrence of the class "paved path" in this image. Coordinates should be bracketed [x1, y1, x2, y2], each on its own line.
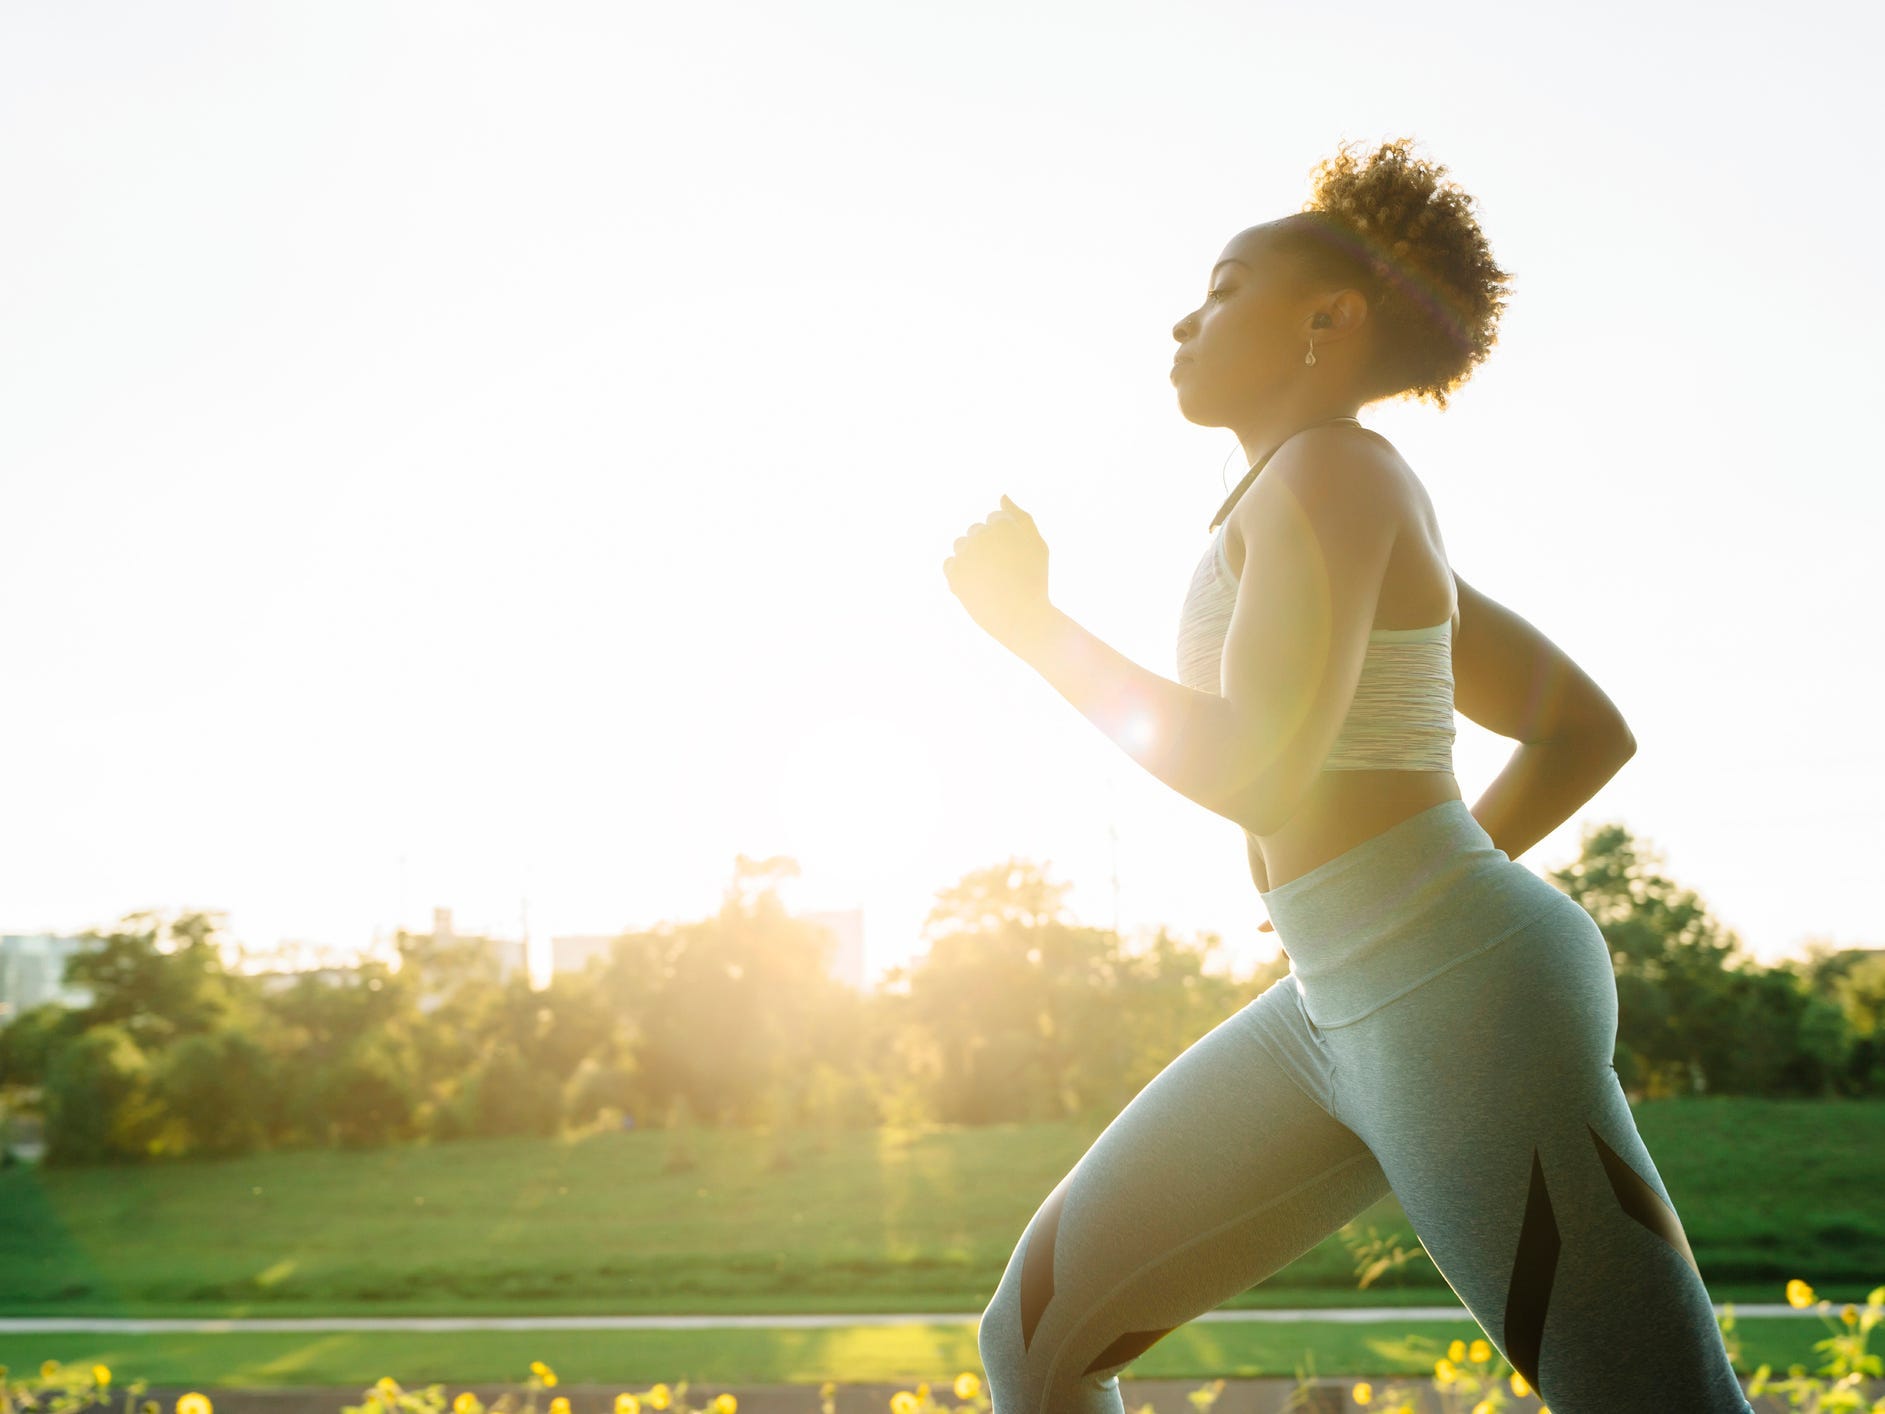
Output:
[0, 1303, 1809, 1333]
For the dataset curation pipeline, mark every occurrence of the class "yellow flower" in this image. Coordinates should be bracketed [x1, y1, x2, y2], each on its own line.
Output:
[890, 1395, 919, 1414]
[1472, 1402, 1494, 1414]
[41, 1363, 60, 1380]
[819, 1384, 836, 1400]
[1787, 1279, 1816, 1308]
[455, 1394, 479, 1414]
[94, 1367, 112, 1387]
[712, 1397, 737, 1414]
[1352, 1380, 1373, 1403]
[1843, 1303, 1861, 1326]
[953, 1374, 981, 1400]
[1468, 1339, 1490, 1364]
[615, 1396, 640, 1414]
[1434, 1357, 1458, 1384]
[915, 1386, 929, 1404]
[1509, 1371, 1531, 1396]
[1448, 1339, 1466, 1363]
[647, 1387, 671, 1411]
[377, 1379, 401, 1396]
[177, 1395, 214, 1414]
[549, 1399, 569, 1414]
[543, 1373, 558, 1389]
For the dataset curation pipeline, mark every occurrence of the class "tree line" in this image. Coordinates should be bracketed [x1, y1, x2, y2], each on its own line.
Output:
[1, 821, 1879, 1166]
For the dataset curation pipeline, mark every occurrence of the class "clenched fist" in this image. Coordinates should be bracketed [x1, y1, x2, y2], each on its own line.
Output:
[943, 494, 1055, 654]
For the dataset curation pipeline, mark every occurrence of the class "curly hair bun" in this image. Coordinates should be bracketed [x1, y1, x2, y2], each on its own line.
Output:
[1282, 136, 1513, 410]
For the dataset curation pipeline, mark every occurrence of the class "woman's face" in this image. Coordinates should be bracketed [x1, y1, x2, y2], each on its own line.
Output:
[1169, 228, 1318, 425]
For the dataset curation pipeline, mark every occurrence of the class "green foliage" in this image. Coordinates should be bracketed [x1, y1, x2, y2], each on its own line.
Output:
[64, 911, 240, 1052]
[1550, 823, 1881, 1101]
[314, 1033, 421, 1149]
[3, 824, 1879, 1169]
[1740, 1282, 1885, 1413]
[155, 1028, 277, 1156]
[0, 1004, 81, 1088]
[450, 1042, 562, 1140]
[41, 1024, 163, 1164]
[561, 1053, 639, 1131]
[0, 1358, 152, 1414]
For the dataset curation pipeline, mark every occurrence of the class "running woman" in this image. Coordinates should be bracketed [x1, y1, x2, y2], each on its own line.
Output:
[943, 136, 1755, 1413]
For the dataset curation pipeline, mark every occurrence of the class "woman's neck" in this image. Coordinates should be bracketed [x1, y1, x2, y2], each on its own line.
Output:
[1231, 398, 1365, 473]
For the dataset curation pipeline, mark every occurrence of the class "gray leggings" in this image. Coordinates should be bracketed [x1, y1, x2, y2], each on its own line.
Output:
[977, 799, 1754, 1413]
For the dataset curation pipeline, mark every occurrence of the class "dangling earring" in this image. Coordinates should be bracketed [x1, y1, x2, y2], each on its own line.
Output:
[1303, 338, 1317, 367]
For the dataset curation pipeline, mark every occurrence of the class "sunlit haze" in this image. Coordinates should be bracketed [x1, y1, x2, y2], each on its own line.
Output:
[2, 0, 1878, 984]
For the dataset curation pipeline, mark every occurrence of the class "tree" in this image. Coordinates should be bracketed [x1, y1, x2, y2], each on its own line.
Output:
[450, 1040, 562, 1138]
[156, 1028, 277, 1156]
[604, 854, 860, 1127]
[0, 1003, 84, 1089]
[895, 859, 1253, 1124]
[65, 909, 240, 1052]
[42, 1024, 162, 1164]
[923, 858, 1075, 936]
[312, 1032, 419, 1148]
[1799, 943, 1885, 1094]
[1548, 822, 1846, 1097]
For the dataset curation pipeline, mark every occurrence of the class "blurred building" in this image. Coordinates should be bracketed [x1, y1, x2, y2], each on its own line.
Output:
[802, 907, 866, 991]
[0, 933, 98, 1023]
[397, 906, 531, 1012]
[549, 934, 617, 979]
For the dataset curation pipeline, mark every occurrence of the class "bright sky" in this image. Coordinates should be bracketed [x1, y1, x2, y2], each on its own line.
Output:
[2, 0, 1879, 988]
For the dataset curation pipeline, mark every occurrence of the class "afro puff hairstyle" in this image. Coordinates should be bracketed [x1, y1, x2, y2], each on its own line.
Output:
[1265, 137, 1514, 411]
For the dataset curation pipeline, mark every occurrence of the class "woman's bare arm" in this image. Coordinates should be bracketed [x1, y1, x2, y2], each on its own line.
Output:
[1452, 572, 1636, 861]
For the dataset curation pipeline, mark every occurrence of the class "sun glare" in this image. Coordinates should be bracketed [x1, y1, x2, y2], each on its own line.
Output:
[774, 713, 944, 900]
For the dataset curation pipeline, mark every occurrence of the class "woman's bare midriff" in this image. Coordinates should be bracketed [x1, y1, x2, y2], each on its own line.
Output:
[1226, 434, 1464, 894]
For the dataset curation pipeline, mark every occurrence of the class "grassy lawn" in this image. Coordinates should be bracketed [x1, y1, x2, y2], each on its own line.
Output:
[3, 1096, 1878, 1319]
[0, 1318, 1838, 1388]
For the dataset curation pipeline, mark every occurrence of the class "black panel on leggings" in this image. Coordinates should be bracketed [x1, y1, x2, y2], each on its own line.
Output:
[1019, 1181, 1068, 1352]
[1589, 1121, 1701, 1276]
[1503, 1147, 1561, 1394]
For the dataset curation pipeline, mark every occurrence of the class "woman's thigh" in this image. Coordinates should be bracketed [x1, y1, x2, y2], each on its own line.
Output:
[978, 979, 1391, 1414]
[1324, 892, 1753, 1413]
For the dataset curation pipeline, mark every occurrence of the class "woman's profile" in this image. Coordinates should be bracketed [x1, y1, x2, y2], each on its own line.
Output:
[944, 137, 1756, 1412]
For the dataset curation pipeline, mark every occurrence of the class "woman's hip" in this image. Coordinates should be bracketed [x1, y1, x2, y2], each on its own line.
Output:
[1257, 798, 1608, 1031]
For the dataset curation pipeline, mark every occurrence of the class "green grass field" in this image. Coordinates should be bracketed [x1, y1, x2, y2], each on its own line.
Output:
[0, 1096, 1877, 1385]
[3, 1097, 1878, 1315]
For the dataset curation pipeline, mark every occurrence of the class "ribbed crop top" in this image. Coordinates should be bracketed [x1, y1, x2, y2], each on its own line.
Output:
[1176, 516, 1457, 772]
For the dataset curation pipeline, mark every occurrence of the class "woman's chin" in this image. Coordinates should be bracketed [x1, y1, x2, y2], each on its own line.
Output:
[1170, 388, 1220, 428]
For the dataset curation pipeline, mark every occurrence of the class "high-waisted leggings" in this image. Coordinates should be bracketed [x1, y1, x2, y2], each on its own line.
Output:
[976, 799, 1754, 1413]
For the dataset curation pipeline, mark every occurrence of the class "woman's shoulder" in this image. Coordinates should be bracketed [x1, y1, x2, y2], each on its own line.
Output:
[1233, 424, 1419, 547]
[1251, 426, 1417, 527]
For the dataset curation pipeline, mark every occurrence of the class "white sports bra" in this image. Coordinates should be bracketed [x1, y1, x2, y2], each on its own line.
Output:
[1176, 421, 1456, 773]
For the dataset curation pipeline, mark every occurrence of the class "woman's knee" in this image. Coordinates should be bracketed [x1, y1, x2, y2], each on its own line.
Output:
[978, 1288, 1132, 1414]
